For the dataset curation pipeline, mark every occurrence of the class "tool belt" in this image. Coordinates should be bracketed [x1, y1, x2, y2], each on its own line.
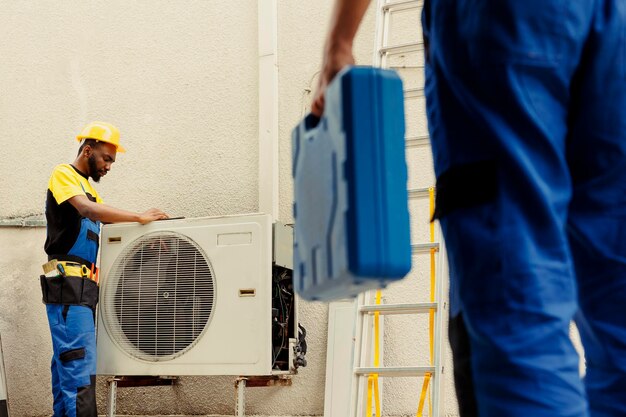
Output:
[40, 257, 99, 310]
[45, 257, 99, 283]
[40, 274, 99, 310]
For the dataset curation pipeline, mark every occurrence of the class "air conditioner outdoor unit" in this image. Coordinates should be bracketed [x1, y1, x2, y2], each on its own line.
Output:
[96, 213, 276, 376]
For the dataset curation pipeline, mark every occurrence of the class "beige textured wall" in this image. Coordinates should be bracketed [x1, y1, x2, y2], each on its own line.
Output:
[0, 1, 460, 416]
[0, 0, 259, 219]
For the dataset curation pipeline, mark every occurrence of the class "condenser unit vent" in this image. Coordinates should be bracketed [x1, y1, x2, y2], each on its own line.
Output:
[102, 231, 216, 362]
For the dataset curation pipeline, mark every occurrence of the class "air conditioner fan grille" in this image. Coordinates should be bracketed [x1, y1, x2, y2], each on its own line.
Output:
[103, 231, 215, 361]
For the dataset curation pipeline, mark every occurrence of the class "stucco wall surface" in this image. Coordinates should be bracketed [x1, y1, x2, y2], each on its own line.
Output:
[0, 0, 259, 219]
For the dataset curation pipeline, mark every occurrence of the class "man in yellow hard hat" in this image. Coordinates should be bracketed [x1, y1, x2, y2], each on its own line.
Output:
[41, 122, 168, 417]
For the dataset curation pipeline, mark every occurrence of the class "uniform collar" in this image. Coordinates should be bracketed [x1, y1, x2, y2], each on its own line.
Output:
[70, 164, 89, 180]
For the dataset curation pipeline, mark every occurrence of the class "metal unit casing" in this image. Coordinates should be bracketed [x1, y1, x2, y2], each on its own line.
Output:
[96, 214, 272, 376]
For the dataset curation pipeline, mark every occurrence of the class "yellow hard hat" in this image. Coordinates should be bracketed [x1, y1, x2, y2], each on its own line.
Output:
[76, 121, 126, 153]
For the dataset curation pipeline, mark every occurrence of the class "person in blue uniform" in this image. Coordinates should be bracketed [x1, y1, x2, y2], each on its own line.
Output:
[311, 1, 626, 416]
[42, 122, 168, 417]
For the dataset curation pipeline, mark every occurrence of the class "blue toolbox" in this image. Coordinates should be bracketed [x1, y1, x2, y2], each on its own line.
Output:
[292, 66, 412, 301]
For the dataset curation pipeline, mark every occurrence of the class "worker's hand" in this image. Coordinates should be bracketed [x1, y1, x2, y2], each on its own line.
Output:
[311, 41, 354, 117]
[138, 208, 169, 224]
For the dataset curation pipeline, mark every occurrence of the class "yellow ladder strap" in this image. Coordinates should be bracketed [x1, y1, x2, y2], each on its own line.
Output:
[374, 290, 381, 368]
[367, 375, 381, 417]
[367, 290, 383, 417]
[417, 187, 437, 416]
[374, 375, 380, 417]
[416, 372, 432, 417]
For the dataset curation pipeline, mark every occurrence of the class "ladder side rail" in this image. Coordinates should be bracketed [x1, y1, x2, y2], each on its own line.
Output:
[351, 291, 376, 417]
[431, 228, 448, 417]
[372, 0, 388, 68]
[380, 0, 392, 69]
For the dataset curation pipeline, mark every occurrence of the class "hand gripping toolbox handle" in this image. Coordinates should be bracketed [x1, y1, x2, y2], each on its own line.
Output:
[292, 66, 412, 301]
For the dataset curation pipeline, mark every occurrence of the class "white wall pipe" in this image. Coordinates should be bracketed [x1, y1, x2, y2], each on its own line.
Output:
[258, 0, 279, 221]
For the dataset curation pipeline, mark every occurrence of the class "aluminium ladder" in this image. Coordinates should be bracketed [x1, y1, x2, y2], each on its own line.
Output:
[350, 195, 447, 417]
[349, 1, 447, 416]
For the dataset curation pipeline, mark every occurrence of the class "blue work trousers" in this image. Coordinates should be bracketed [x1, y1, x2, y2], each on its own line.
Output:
[47, 305, 97, 417]
[423, 0, 626, 416]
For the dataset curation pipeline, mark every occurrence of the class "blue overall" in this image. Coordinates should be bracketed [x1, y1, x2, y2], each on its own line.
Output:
[422, 1, 626, 416]
[47, 304, 97, 417]
[45, 214, 100, 417]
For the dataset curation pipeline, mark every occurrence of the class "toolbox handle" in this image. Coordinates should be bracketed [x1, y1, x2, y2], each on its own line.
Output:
[303, 113, 321, 131]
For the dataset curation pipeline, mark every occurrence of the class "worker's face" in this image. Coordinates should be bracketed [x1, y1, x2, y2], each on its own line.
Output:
[86, 142, 117, 183]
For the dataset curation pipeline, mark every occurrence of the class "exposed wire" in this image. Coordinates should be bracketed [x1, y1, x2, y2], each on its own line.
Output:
[272, 268, 294, 368]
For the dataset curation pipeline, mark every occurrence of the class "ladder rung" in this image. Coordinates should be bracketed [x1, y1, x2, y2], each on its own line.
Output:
[382, 0, 422, 13]
[404, 87, 424, 98]
[406, 135, 430, 147]
[412, 242, 439, 253]
[408, 187, 432, 199]
[380, 42, 423, 56]
[360, 302, 437, 315]
[355, 366, 435, 377]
